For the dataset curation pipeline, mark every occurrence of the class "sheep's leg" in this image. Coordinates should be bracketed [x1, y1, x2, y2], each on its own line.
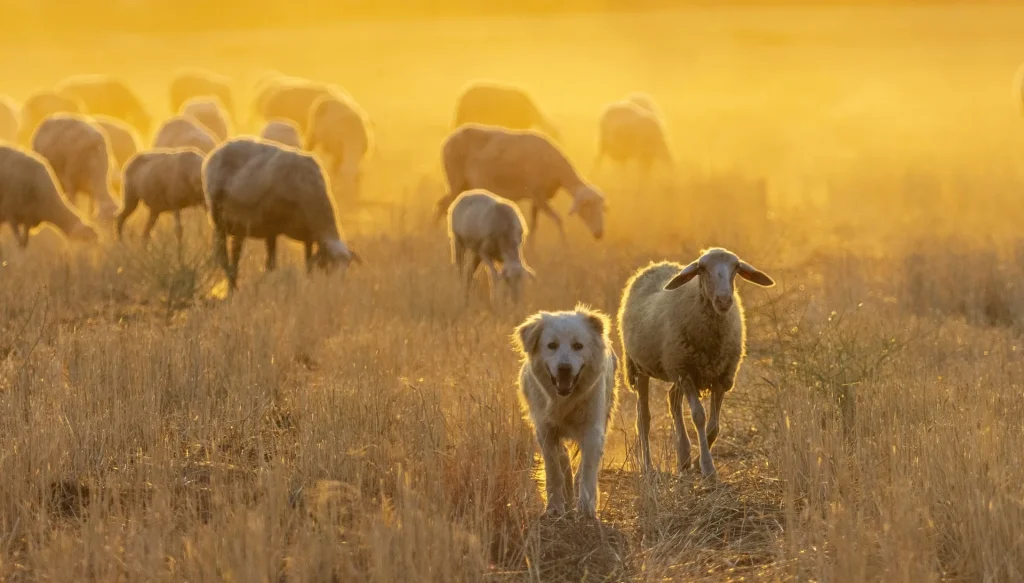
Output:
[452, 236, 466, 274]
[265, 237, 277, 271]
[213, 226, 230, 281]
[463, 254, 481, 304]
[629, 359, 654, 473]
[707, 390, 725, 448]
[668, 382, 693, 472]
[228, 236, 244, 289]
[527, 203, 541, 249]
[481, 258, 500, 305]
[686, 389, 717, 478]
[537, 202, 567, 243]
[575, 423, 606, 518]
[14, 223, 29, 248]
[141, 210, 159, 243]
[536, 427, 569, 517]
[173, 211, 184, 249]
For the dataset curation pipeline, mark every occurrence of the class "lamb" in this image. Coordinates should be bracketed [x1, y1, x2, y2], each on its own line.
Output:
[19, 91, 82, 143]
[305, 95, 372, 201]
[0, 145, 98, 248]
[169, 68, 235, 118]
[202, 138, 361, 289]
[116, 147, 205, 244]
[95, 116, 141, 170]
[259, 120, 303, 149]
[31, 114, 118, 223]
[153, 116, 218, 154]
[593, 100, 673, 177]
[0, 96, 18, 143]
[55, 74, 151, 134]
[436, 124, 606, 243]
[180, 97, 231, 142]
[253, 79, 343, 133]
[617, 248, 775, 478]
[453, 81, 560, 139]
[447, 189, 535, 305]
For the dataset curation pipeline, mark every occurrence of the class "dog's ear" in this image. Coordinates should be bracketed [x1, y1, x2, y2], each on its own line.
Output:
[512, 314, 544, 356]
[581, 311, 609, 339]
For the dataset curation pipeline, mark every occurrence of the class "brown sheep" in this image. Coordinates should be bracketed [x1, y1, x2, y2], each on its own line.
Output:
[453, 81, 560, 139]
[305, 95, 372, 201]
[55, 74, 152, 134]
[31, 114, 118, 223]
[180, 97, 231, 142]
[203, 138, 360, 289]
[259, 120, 303, 149]
[153, 116, 217, 154]
[116, 148, 205, 244]
[0, 96, 18, 143]
[254, 80, 342, 133]
[19, 91, 82, 144]
[0, 145, 98, 248]
[169, 68, 234, 118]
[436, 124, 606, 244]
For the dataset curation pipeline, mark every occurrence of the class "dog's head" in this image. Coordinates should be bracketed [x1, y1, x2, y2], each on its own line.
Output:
[513, 305, 610, 398]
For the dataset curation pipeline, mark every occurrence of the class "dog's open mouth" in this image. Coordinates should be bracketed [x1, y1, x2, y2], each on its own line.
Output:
[552, 368, 582, 396]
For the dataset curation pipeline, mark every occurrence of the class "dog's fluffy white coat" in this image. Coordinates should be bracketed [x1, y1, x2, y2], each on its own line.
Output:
[513, 305, 618, 518]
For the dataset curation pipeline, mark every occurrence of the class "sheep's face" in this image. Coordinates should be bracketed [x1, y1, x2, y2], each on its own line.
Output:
[501, 263, 535, 304]
[570, 186, 606, 240]
[315, 239, 361, 273]
[514, 309, 608, 398]
[664, 248, 776, 314]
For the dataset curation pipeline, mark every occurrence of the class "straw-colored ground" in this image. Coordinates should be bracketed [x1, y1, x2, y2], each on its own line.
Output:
[2, 5, 1024, 581]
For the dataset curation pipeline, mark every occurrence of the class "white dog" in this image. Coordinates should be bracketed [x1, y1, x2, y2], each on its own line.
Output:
[513, 304, 618, 518]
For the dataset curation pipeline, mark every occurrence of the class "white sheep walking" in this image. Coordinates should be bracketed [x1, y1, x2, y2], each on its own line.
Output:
[447, 189, 534, 305]
[436, 125, 606, 245]
[617, 248, 775, 478]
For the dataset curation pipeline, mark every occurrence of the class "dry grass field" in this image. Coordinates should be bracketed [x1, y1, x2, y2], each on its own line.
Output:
[2, 4, 1024, 581]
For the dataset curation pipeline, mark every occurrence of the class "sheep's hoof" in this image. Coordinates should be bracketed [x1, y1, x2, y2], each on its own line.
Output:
[543, 504, 566, 519]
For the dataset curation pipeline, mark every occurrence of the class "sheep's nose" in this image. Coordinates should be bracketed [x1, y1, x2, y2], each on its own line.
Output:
[714, 296, 734, 311]
[593, 230, 604, 240]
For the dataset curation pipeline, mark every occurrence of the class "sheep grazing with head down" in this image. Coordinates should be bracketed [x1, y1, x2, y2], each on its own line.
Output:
[305, 95, 372, 202]
[180, 97, 231, 142]
[447, 189, 535, 305]
[116, 147, 205, 245]
[0, 145, 98, 249]
[31, 114, 118, 223]
[0, 96, 18, 143]
[454, 81, 560, 139]
[153, 116, 218, 154]
[594, 99, 673, 178]
[203, 138, 361, 289]
[55, 74, 151, 135]
[169, 68, 235, 119]
[436, 124, 606, 244]
[618, 248, 775, 478]
[260, 120, 303, 149]
[19, 91, 81, 144]
[253, 79, 342, 134]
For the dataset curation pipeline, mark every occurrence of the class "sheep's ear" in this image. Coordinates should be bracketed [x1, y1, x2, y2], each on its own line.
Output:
[737, 261, 774, 287]
[513, 315, 544, 356]
[347, 248, 363, 265]
[664, 261, 701, 290]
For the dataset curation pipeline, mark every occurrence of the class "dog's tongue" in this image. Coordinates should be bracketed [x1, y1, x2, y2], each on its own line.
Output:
[556, 374, 574, 394]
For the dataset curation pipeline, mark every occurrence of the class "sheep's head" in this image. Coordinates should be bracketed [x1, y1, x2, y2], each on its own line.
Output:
[664, 248, 775, 314]
[501, 263, 535, 304]
[569, 185, 606, 240]
[314, 239, 362, 273]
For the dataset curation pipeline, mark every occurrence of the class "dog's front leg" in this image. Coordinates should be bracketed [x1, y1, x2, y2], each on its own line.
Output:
[575, 423, 606, 519]
[537, 426, 568, 517]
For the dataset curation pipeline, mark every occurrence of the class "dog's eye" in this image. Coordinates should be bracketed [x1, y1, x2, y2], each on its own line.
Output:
[547, 342, 559, 350]
[571, 342, 584, 351]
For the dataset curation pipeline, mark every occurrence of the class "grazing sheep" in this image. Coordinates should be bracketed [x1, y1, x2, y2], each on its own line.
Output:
[593, 100, 673, 177]
[305, 95, 372, 201]
[259, 120, 303, 149]
[31, 114, 118, 223]
[55, 74, 151, 134]
[454, 81, 560, 139]
[116, 148, 205, 244]
[447, 189, 534, 305]
[180, 97, 231, 142]
[254, 80, 342, 133]
[202, 138, 360, 289]
[95, 116, 141, 170]
[169, 68, 234, 118]
[436, 124, 606, 243]
[0, 145, 98, 248]
[19, 91, 81, 143]
[513, 305, 618, 518]
[617, 248, 775, 478]
[153, 116, 218, 154]
[0, 96, 18, 143]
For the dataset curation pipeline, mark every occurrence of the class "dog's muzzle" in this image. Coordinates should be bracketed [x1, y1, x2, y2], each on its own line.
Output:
[552, 363, 580, 396]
